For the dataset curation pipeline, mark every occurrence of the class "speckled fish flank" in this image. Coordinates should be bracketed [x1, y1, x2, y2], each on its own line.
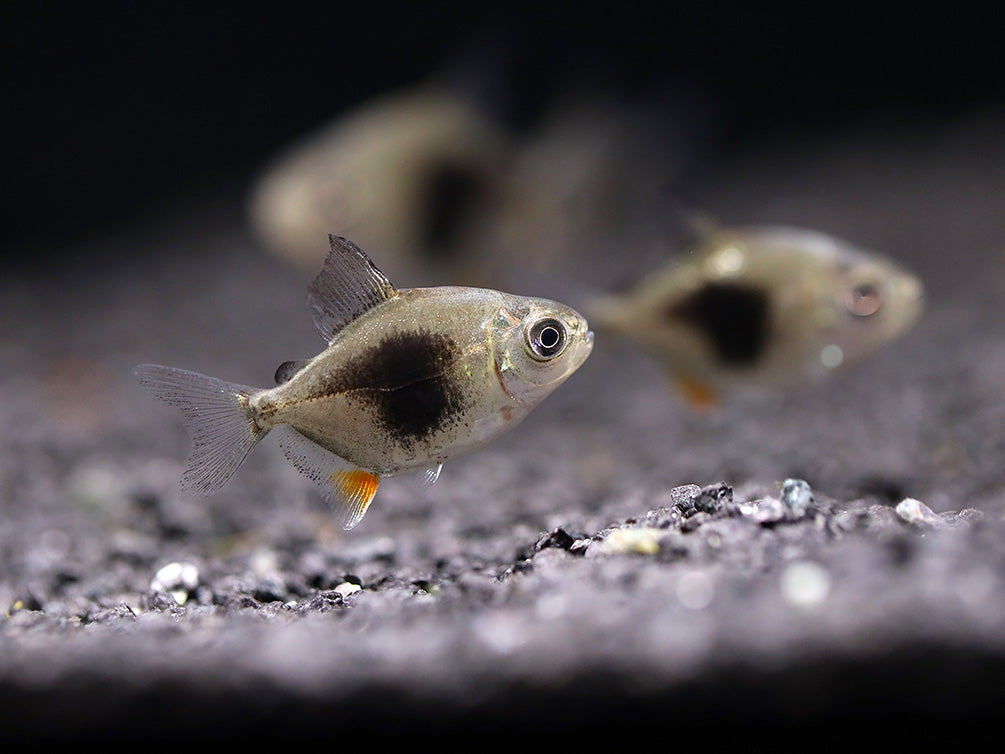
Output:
[317, 329, 468, 447]
[135, 235, 593, 530]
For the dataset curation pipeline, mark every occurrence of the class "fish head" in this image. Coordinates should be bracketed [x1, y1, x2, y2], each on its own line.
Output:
[817, 251, 925, 369]
[491, 295, 594, 405]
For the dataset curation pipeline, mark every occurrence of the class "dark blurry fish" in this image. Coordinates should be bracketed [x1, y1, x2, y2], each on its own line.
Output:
[249, 87, 510, 285]
[135, 236, 593, 529]
[248, 85, 699, 292]
[592, 224, 923, 409]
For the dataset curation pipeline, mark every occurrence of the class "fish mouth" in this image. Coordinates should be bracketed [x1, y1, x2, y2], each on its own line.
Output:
[893, 272, 925, 330]
[578, 328, 595, 361]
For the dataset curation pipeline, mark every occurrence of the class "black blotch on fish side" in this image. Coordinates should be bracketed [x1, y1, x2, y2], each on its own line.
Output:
[326, 330, 467, 446]
[420, 159, 490, 258]
[669, 283, 770, 365]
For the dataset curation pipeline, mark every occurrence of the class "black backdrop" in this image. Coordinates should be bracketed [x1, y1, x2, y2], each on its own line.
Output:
[5, 3, 1002, 252]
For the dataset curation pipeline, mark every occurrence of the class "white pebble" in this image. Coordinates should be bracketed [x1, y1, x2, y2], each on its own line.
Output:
[334, 582, 362, 598]
[600, 528, 661, 555]
[780, 478, 814, 518]
[895, 498, 946, 528]
[150, 561, 199, 605]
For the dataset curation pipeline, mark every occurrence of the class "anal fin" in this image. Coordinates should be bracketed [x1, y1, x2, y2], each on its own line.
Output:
[275, 425, 380, 530]
[672, 374, 720, 414]
[329, 469, 380, 529]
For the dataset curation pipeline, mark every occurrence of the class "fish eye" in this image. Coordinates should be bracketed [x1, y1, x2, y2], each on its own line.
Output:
[525, 317, 568, 361]
[844, 280, 883, 318]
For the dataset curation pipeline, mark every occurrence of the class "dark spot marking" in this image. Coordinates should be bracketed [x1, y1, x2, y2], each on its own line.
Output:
[668, 283, 770, 366]
[420, 160, 490, 257]
[320, 330, 467, 447]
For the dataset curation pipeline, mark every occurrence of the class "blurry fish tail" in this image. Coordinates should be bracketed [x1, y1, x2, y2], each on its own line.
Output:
[133, 364, 268, 496]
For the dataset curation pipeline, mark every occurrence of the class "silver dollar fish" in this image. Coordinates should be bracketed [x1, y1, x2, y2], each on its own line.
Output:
[136, 235, 593, 529]
[593, 224, 923, 409]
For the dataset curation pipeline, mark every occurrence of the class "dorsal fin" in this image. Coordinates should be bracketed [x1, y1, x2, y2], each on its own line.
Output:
[307, 235, 399, 343]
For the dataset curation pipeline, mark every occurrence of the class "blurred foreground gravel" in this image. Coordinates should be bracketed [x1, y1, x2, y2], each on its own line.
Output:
[2, 106, 1004, 741]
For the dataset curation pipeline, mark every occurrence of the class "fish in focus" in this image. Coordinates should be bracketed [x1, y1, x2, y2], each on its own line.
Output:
[592, 224, 923, 409]
[135, 236, 593, 529]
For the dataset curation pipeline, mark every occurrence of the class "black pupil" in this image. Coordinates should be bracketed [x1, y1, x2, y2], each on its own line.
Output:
[539, 327, 560, 349]
[530, 318, 566, 358]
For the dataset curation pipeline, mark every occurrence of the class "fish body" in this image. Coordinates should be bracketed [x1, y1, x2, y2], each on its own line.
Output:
[249, 87, 509, 284]
[593, 224, 923, 407]
[136, 236, 593, 529]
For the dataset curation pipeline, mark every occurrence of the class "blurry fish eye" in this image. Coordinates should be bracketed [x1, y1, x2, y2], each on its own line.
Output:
[844, 281, 883, 318]
[525, 318, 568, 361]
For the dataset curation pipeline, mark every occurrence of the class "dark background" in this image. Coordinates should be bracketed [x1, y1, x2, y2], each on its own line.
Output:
[3, 6, 1004, 740]
[5, 4, 1003, 254]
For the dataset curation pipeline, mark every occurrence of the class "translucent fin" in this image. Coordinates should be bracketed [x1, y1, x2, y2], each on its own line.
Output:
[133, 364, 265, 496]
[307, 235, 399, 343]
[274, 425, 380, 530]
[672, 373, 720, 414]
[416, 463, 443, 488]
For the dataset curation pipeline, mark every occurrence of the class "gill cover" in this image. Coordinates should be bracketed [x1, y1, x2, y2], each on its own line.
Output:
[492, 297, 593, 404]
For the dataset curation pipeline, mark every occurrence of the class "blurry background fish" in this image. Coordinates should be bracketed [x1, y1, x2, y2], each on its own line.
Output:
[5, 4, 1002, 419]
[4, 7, 1005, 737]
[9, 5, 1000, 285]
[248, 85, 513, 286]
[246, 78, 706, 290]
[590, 222, 925, 409]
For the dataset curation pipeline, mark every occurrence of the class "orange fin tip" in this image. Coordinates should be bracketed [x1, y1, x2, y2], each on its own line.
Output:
[672, 374, 720, 413]
[330, 469, 380, 530]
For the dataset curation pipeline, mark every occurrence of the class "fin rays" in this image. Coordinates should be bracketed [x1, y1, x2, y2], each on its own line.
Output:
[133, 364, 265, 496]
[274, 425, 380, 529]
[308, 235, 398, 343]
[416, 463, 442, 487]
[330, 469, 381, 527]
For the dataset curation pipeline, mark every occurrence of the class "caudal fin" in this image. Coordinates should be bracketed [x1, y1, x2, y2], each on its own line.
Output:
[134, 364, 267, 496]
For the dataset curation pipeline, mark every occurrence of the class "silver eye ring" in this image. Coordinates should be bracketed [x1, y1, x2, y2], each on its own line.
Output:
[525, 317, 568, 361]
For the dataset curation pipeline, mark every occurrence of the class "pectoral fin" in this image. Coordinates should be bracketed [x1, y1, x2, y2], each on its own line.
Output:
[274, 359, 309, 384]
[275, 425, 380, 529]
[415, 463, 443, 488]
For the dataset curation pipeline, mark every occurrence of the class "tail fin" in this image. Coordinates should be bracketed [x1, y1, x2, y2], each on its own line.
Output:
[134, 364, 267, 496]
